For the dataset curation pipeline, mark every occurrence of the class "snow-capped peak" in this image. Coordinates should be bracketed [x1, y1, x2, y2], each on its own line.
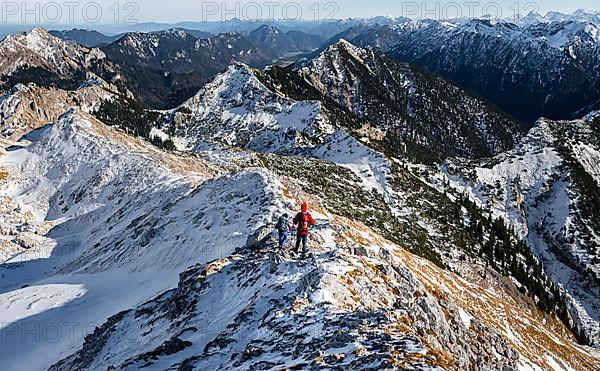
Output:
[510, 9, 600, 26]
[313, 39, 375, 71]
[516, 11, 548, 26]
[526, 20, 600, 48]
[0, 27, 106, 76]
[1, 26, 65, 54]
[182, 63, 265, 107]
[171, 63, 330, 153]
[20, 27, 55, 49]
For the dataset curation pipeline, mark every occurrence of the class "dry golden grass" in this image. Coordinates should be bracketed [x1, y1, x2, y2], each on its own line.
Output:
[84, 113, 216, 178]
[198, 258, 231, 279]
[426, 348, 455, 369]
[398, 316, 413, 326]
[0, 140, 8, 155]
[395, 249, 599, 370]
[259, 147, 598, 370]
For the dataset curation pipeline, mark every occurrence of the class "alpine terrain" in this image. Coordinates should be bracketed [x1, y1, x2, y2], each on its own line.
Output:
[0, 12, 599, 371]
[332, 16, 600, 123]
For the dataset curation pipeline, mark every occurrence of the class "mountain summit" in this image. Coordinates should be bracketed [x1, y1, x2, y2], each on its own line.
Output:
[289, 39, 522, 162]
[0, 27, 103, 75]
[0, 27, 121, 93]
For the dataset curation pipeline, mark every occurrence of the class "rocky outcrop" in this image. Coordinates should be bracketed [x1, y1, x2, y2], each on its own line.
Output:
[48, 208, 596, 370]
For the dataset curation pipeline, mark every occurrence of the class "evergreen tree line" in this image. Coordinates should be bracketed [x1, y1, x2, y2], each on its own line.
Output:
[93, 98, 176, 151]
[455, 194, 573, 332]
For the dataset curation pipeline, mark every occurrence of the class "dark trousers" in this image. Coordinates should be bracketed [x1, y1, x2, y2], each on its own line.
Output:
[294, 234, 308, 254]
[278, 231, 288, 248]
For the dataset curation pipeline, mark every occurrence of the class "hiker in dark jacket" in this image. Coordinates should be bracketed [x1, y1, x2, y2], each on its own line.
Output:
[275, 213, 290, 249]
[293, 202, 315, 256]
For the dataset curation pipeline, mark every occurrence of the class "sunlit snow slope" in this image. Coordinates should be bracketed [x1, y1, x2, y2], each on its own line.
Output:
[0, 110, 279, 370]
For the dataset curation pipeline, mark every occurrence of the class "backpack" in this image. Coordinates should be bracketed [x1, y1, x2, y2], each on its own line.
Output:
[297, 212, 309, 232]
[276, 216, 287, 232]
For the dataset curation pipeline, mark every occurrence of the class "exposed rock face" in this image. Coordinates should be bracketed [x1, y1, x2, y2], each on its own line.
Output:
[0, 80, 120, 140]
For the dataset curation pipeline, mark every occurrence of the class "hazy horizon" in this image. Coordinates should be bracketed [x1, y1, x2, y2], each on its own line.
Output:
[0, 1, 597, 27]
[0, 1, 598, 37]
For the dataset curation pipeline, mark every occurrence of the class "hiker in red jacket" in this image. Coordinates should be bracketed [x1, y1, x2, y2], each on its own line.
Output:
[293, 202, 315, 257]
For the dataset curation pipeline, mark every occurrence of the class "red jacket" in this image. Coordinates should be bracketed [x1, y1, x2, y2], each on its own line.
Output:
[293, 212, 315, 236]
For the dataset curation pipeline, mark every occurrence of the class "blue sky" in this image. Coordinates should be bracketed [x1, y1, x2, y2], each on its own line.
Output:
[2, 1, 599, 24]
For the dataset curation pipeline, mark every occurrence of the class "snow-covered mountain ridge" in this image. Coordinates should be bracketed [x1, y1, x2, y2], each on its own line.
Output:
[440, 115, 600, 346]
[0, 87, 596, 370]
[0, 110, 594, 370]
[49, 218, 597, 370]
[145, 41, 593, 331]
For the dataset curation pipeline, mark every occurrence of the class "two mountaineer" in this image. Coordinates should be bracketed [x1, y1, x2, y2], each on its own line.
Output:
[275, 202, 315, 257]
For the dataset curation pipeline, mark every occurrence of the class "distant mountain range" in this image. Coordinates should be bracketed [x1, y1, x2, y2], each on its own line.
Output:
[32, 11, 600, 119]
[327, 17, 600, 123]
[49, 28, 214, 47]
[518, 9, 600, 25]
[91, 10, 600, 37]
[2, 26, 325, 109]
[100, 26, 325, 108]
[119, 17, 411, 38]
